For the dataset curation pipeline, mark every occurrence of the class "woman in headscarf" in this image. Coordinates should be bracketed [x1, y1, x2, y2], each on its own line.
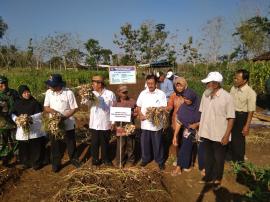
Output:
[12, 85, 46, 170]
[167, 77, 187, 131]
[171, 88, 201, 176]
[166, 77, 187, 165]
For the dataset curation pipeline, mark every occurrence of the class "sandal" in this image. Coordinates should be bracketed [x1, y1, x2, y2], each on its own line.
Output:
[171, 167, 182, 176]
[200, 169, 205, 177]
[213, 180, 221, 185]
[183, 168, 191, 172]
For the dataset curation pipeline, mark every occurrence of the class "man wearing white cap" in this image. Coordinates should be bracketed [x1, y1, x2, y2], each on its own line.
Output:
[159, 70, 174, 101]
[198, 72, 235, 185]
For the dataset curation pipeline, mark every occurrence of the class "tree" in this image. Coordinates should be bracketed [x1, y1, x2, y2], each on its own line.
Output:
[41, 32, 81, 70]
[85, 38, 102, 69]
[65, 48, 84, 69]
[202, 17, 224, 63]
[99, 49, 112, 65]
[114, 22, 170, 64]
[166, 50, 177, 67]
[85, 39, 112, 69]
[48, 56, 62, 69]
[234, 16, 270, 57]
[180, 36, 204, 66]
[32, 38, 47, 69]
[0, 16, 8, 39]
[113, 23, 139, 64]
[27, 38, 34, 67]
[138, 22, 169, 63]
[112, 54, 119, 66]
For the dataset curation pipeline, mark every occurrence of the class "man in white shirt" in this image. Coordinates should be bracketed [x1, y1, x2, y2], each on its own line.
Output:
[44, 74, 81, 172]
[198, 72, 235, 185]
[137, 74, 167, 170]
[89, 75, 116, 166]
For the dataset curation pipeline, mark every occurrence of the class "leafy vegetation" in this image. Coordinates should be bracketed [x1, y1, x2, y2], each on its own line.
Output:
[231, 162, 270, 202]
[0, 68, 108, 101]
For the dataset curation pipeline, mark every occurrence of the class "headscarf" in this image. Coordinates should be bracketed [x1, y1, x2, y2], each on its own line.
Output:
[173, 77, 187, 96]
[176, 88, 201, 129]
[18, 85, 30, 98]
[13, 85, 42, 116]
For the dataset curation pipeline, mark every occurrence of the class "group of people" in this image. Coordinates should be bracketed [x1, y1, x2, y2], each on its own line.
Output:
[0, 68, 256, 186]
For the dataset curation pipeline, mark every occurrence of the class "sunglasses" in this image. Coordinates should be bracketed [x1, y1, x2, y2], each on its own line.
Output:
[92, 80, 103, 84]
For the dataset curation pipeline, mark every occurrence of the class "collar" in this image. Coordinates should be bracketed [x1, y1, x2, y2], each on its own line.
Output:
[215, 88, 222, 97]
[237, 83, 249, 92]
[146, 88, 158, 94]
[94, 88, 106, 96]
[52, 87, 64, 95]
[209, 88, 222, 99]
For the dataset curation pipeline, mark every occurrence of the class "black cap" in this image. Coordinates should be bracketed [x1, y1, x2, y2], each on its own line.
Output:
[45, 74, 66, 87]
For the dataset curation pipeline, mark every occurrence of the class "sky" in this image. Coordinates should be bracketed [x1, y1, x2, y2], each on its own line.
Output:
[1, 0, 269, 56]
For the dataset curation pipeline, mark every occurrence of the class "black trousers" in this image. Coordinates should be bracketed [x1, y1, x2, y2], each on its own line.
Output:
[50, 129, 77, 167]
[116, 135, 135, 165]
[202, 138, 226, 181]
[90, 129, 111, 164]
[231, 112, 248, 162]
[18, 136, 45, 167]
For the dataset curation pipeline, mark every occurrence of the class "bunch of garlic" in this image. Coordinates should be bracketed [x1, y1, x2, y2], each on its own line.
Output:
[15, 114, 32, 137]
[145, 107, 169, 128]
[124, 124, 136, 136]
[78, 84, 99, 105]
[47, 112, 65, 139]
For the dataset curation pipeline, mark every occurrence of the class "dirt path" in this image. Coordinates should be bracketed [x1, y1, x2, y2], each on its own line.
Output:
[1, 127, 269, 202]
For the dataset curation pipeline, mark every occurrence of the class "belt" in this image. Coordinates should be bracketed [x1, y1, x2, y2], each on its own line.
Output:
[236, 111, 248, 114]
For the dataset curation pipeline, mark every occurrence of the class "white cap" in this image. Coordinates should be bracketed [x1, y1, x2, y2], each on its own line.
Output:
[166, 71, 173, 78]
[201, 72, 223, 83]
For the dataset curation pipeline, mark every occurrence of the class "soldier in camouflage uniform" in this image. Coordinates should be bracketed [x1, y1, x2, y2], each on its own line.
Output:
[0, 75, 19, 166]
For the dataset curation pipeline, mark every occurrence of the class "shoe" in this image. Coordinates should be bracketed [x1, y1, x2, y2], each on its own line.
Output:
[71, 159, 81, 168]
[159, 164, 165, 171]
[140, 162, 147, 167]
[52, 165, 61, 173]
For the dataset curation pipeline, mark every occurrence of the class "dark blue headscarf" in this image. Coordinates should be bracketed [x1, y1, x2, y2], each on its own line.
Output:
[177, 88, 201, 128]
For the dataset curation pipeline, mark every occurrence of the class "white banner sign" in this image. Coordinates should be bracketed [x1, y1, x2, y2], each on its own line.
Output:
[109, 66, 136, 84]
[110, 107, 131, 122]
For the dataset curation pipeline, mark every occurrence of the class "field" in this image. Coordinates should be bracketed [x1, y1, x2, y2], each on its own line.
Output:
[0, 68, 269, 201]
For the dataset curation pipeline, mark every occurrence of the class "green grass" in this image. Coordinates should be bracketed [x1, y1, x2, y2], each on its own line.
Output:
[0, 68, 108, 100]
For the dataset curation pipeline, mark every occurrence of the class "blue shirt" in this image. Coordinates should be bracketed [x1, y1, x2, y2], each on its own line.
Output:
[160, 78, 174, 101]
